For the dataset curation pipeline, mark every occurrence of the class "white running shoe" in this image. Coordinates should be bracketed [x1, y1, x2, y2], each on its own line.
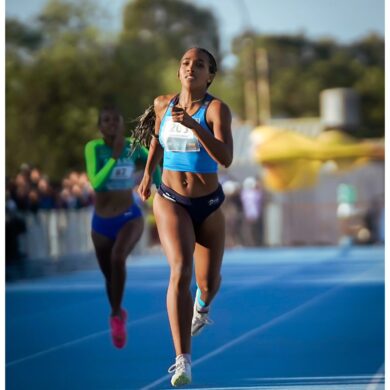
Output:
[168, 354, 192, 387]
[191, 303, 214, 336]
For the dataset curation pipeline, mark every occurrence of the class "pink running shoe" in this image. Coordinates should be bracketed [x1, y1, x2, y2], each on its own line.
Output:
[121, 308, 128, 322]
[110, 308, 127, 349]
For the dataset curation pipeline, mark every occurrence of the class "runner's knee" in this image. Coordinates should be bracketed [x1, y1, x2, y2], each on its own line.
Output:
[110, 251, 127, 267]
[197, 274, 221, 296]
[169, 262, 193, 290]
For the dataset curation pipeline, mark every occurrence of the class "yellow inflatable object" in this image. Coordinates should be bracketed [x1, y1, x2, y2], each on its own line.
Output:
[250, 126, 384, 191]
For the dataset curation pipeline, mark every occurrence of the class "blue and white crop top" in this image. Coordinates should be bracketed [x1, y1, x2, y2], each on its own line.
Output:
[159, 94, 218, 173]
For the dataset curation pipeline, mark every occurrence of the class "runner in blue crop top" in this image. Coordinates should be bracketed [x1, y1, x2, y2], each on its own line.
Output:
[84, 106, 161, 350]
[137, 48, 233, 386]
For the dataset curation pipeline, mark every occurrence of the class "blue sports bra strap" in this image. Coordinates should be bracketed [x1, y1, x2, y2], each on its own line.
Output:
[168, 94, 179, 108]
[203, 93, 214, 106]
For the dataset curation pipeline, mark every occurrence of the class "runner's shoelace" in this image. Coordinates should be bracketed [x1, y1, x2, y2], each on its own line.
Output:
[193, 311, 214, 326]
[168, 356, 189, 374]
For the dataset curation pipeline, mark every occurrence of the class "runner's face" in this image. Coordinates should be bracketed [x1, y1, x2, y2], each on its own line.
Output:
[178, 49, 211, 89]
[99, 110, 121, 137]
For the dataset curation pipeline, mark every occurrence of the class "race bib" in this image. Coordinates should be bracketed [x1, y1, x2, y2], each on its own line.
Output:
[111, 165, 134, 180]
[162, 118, 200, 152]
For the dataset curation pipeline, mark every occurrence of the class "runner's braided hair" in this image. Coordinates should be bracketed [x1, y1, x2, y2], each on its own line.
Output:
[130, 48, 217, 152]
[130, 104, 156, 153]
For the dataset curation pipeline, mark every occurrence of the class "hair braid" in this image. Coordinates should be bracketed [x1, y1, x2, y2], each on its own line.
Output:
[129, 104, 156, 155]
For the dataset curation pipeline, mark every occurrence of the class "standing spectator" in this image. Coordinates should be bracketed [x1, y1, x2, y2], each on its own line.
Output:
[78, 172, 95, 206]
[6, 190, 27, 280]
[222, 180, 243, 247]
[240, 176, 264, 246]
[13, 179, 30, 211]
[58, 188, 74, 209]
[37, 177, 56, 209]
[27, 188, 40, 213]
[19, 163, 31, 178]
[29, 167, 42, 189]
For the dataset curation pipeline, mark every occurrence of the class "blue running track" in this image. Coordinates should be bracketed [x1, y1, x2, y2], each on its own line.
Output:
[6, 246, 384, 390]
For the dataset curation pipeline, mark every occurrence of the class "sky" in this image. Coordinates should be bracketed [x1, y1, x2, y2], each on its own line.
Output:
[6, 0, 385, 46]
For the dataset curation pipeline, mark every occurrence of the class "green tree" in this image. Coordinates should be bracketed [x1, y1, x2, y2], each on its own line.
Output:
[114, 0, 221, 116]
[121, 0, 219, 61]
[6, 19, 43, 51]
[6, 0, 110, 180]
[6, 0, 223, 181]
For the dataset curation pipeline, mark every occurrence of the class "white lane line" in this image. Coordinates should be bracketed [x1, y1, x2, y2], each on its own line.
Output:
[246, 375, 380, 382]
[366, 363, 385, 390]
[6, 311, 165, 368]
[139, 283, 345, 390]
[140, 262, 382, 390]
[5, 253, 310, 369]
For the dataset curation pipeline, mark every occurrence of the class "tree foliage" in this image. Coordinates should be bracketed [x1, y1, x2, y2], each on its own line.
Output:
[6, 0, 221, 181]
[121, 0, 219, 61]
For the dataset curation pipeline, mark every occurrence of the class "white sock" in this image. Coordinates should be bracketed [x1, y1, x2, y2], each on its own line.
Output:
[177, 353, 191, 363]
[195, 288, 209, 313]
[196, 299, 209, 313]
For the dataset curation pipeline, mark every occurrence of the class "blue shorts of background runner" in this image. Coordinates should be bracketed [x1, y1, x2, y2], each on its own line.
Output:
[92, 203, 142, 240]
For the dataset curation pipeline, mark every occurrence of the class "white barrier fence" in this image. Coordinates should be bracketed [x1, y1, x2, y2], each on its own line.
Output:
[19, 206, 153, 262]
[21, 207, 95, 260]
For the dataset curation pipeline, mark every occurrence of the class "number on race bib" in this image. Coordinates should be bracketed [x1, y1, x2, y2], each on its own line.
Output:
[111, 166, 134, 180]
[162, 118, 200, 152]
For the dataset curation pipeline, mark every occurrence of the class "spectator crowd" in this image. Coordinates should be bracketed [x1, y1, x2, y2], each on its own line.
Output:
[6, 164, 266, 248]
[5, 163, 266, 274]
[6, 163, 95, 213]
[6, 163, 96, 274]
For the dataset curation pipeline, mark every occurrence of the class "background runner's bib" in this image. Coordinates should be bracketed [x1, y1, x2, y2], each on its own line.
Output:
[97, 146, 136, 190]
[110, 163, 135, 181]
[84, 138, 162, 192]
